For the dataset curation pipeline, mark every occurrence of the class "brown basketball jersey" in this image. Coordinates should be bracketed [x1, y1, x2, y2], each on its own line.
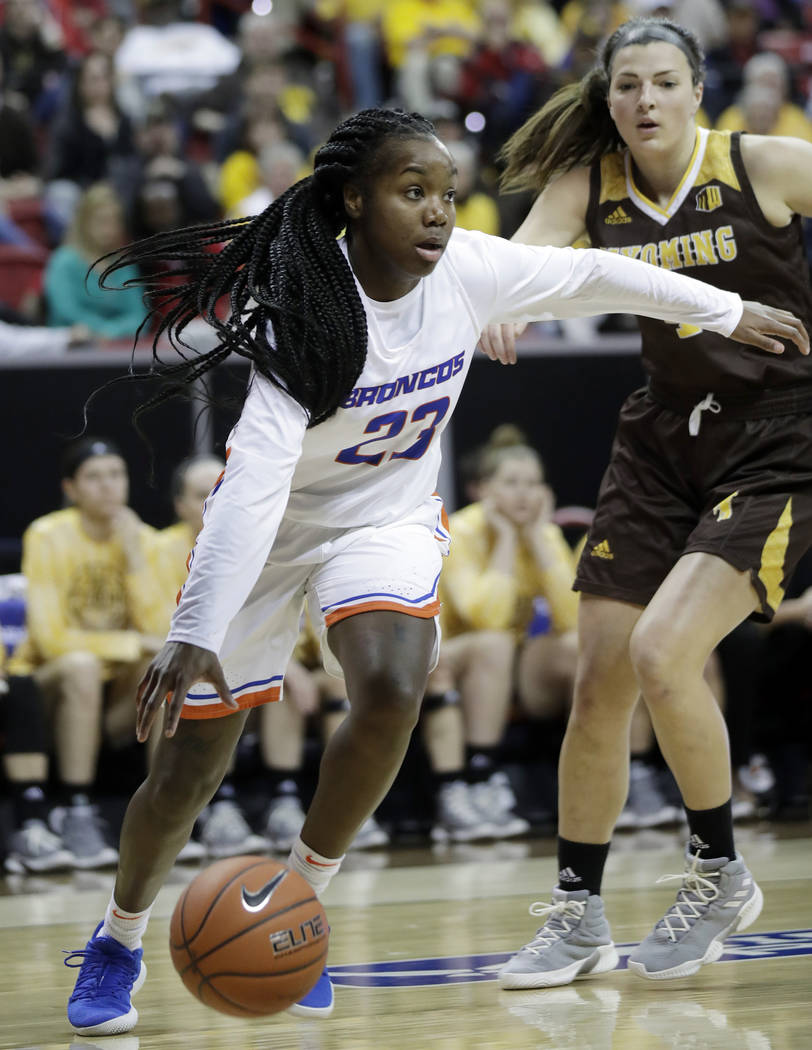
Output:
[585, 128, 812, 395]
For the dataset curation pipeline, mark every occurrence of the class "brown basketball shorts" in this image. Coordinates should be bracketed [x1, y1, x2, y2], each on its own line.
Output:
[574, 385, 812, 620]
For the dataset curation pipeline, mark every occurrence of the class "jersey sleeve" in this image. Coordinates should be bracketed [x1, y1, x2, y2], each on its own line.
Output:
[167, 373, 308, 655]
[453, 230, 743, 336]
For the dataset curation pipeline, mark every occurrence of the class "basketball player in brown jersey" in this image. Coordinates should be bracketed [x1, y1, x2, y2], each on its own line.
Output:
[484, 17, 812, 987]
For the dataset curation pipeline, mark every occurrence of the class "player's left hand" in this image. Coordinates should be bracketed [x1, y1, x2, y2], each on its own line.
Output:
[733, 302, 809, 355]
[478, 321, 527, 364]
[136, 640, 237, 741]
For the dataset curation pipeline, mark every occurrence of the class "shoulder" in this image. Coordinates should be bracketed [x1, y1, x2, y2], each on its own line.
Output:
[24, 507, 76, 541]
[740, 133, 812, 180]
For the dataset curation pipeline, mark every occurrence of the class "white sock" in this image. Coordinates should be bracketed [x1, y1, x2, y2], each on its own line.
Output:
[100, 894, 153, 950]
[287, 835, 344, 897]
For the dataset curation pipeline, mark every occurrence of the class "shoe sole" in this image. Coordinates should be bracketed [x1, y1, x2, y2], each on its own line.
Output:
[627, 881, 764, 981]
[70, 960, 147, 1036]
[499, 943, 619, 989]
[287, 999, 335, 1018]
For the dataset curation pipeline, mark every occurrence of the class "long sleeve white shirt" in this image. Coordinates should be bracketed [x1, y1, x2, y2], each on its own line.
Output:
[168, 228, 742, 653]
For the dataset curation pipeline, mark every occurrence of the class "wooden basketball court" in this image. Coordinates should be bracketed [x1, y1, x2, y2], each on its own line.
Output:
[2, 824, 810, 1049]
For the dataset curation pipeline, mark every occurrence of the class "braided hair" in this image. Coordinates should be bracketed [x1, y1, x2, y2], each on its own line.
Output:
[99, 108, 436, 427]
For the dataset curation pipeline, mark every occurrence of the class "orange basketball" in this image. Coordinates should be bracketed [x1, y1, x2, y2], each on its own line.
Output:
[169, 856, 328, 1017]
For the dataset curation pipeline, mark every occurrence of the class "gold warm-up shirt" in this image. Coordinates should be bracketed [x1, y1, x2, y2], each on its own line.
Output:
[12, 507, 165, 673]
[439, 502, 579, 642]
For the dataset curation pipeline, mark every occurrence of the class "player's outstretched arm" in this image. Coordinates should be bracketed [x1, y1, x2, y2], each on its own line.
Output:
[732, 301, 809, 356]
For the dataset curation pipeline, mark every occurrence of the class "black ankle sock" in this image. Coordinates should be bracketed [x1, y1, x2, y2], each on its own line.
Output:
[11, 782, 48, 825]
[685, 799, 735, 861]
[465, 745, 499, 784]
[557, 836, 611, 896]
[433, 768, 465, 787]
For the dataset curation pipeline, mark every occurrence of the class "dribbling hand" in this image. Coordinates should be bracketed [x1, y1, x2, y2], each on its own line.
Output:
[135, 640, 237, 742]
[733, 302, 809, 356]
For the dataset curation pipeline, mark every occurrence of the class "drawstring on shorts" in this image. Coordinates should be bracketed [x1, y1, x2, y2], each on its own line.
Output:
[688, 392, 721, 436]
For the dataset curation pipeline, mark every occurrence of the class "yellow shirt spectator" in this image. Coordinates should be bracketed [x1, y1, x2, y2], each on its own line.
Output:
[381, 0, 480, 69]
[715, 101, 812, 143]
[440, 500, 579, 642]
[14, 507, 165, 675]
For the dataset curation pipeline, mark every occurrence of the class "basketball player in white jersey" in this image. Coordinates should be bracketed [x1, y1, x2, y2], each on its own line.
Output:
[63, 107, 806, 1036]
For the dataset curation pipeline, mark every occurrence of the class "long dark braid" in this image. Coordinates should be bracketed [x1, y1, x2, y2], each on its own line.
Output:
[98, 108, 436, 427]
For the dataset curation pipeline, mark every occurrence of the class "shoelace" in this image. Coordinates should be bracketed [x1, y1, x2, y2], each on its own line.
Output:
[443, 783, 480, 823]
[62, 943, 136, 999]
[521, 898, 586, 954]
[653, 858, 721, 941]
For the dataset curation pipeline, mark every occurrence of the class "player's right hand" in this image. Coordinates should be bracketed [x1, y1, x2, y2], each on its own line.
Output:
[478, 321, 528, 364]
[136, 640, 237, 742]
[732, 302, 809, 356]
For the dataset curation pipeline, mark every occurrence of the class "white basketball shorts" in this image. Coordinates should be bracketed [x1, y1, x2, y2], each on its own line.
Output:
[180, 494, 450, 719]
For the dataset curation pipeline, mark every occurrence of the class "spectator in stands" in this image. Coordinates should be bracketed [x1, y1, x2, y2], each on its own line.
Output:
[0, 55, 41, 194]
[114, 0, 241, 124]
[341, 1, 387, 111]
[380, 0, 481, 113]
[47, 52, 135, 193]
[110, 99, 220, 232]
[12, 437, 166, 868]
[716, 52, 812, 141]
[702, 0, 761, 121]
[44, 182, 148, 341]
[425, 429, 579, 838]
[2, 644, 73, 874]
[510, 0, 570, 70]
[218, 112, 291, 216]
[0, 318, 91, 360]
[228, 140, 306, 219]
[445, 140, 500, 235]
[0, 0, 66, 123]
[455, 0, 550, 163]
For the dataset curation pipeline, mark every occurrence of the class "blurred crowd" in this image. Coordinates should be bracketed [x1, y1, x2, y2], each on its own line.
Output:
[2, 0, 812, 344]
[2, 0, 812, 875]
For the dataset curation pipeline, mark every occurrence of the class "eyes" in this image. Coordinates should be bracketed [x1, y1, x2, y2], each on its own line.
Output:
[616, 79, 678, 92]
[405, 186, 456, 203]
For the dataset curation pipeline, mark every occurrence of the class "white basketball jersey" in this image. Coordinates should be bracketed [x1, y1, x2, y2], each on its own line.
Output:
[168, 227, 742, 652]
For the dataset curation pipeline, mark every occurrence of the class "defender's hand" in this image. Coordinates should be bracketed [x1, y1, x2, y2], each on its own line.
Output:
[479, 321, 528, 365]
[732, 302, 809, 356]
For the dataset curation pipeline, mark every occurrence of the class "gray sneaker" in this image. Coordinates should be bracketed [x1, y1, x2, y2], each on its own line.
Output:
[431, 780, 494, 843]
[469, 771, 530, 838]
[615, 761, 681, 830]
[4, 819, 75, 873]
[197, 799, 269, 858]
[499, 888, 619, 989]
[350, 814, 390, 850]
[628, 849, 763, 980]
[265, 794, 306, 852]
[54, 805, 119, 870]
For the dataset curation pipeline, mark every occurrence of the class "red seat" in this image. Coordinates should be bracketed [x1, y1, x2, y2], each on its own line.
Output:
[0, 244, 48, 311]
[7, 197, 50, 248]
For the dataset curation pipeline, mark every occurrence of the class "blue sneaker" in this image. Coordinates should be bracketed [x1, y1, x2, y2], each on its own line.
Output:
[64, 923, 146, 1035]
[287, 967, 334, 1018]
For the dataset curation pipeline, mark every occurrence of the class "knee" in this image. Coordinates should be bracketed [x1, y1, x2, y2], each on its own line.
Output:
[475, 630, 515, 667]
[351, 666, 423, 734]
[629, 620, 684, 702]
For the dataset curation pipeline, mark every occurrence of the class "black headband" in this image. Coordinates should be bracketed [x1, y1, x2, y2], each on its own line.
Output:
[606, 23, 699, 77]
[61, 438, 123, 478]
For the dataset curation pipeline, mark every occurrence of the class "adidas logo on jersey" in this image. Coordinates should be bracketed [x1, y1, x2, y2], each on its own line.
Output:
[605, 205, 632, 225]
[590, 539, 614, 560]
[712, 490, 739, 522]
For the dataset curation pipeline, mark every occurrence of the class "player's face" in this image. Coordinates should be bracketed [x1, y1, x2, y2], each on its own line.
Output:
[607, 42, 703, 158]
[343, 135, 456, 301]
[484, 455, 547, 526]
[175, 459, 224, 535]
[63, 455, 129, 519]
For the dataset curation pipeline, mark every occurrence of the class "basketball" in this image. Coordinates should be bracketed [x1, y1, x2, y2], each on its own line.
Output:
[169, 856, 328, 1017]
